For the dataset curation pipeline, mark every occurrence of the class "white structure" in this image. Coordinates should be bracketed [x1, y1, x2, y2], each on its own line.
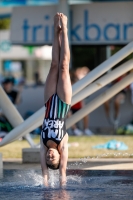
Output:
[72, 59, 133, 104]
[0, 85, 35, 146]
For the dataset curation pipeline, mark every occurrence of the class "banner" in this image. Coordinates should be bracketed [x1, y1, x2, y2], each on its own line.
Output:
[10, 2, 133, 45]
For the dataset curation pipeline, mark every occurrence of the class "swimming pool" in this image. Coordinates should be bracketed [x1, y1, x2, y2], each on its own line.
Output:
[0, 169, 133, 200]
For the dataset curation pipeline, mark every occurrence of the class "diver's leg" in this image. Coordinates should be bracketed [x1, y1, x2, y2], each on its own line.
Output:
[57, 13, 72, 104]
[44, 13, 61, 103]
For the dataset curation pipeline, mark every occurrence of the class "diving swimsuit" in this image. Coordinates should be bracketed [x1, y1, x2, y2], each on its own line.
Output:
[41, 94, 70, 147]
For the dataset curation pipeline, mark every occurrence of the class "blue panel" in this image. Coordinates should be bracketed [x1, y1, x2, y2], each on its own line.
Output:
[0, 14, 11, 19]
[27, 0, 58, 5]
[0, 0, 58, 7]
[0, 0, 26, 6]
[4, 60, 12, 72]
[69, 0, 133, 3]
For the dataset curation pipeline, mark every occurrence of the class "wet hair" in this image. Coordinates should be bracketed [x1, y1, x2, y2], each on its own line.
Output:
[46, 161, 60, 170]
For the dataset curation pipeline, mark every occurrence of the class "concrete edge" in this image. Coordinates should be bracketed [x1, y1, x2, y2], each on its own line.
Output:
[3, 158, 133, 162]
[0, 153, 3, 168]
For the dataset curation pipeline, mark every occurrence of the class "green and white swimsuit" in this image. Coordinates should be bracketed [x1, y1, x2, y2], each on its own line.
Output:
[41, 94, 70, 147]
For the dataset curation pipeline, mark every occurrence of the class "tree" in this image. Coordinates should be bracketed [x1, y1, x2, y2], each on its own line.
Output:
[0, 18, 10, 29]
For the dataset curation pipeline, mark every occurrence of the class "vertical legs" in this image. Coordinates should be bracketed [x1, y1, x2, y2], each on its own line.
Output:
[44, 13, 72, 105]
[44, 13, 61, 103]
[57, 13, 72, 104]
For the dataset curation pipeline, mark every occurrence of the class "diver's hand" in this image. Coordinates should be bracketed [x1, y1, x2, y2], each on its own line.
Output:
[60, 175, 66, 187]
[60, 181, 66, 188]
[43, 180, 48, 187]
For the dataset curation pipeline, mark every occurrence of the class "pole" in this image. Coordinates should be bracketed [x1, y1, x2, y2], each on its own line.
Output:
[72, 41, 133, 96]
[66, 72, 133, 129]
[0, 105, 45, 146]
[72, 59, 133, 105]
[0, 86, 35, 147]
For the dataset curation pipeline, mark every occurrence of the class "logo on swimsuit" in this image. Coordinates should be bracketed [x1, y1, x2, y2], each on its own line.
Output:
[42, 119, 64, 141]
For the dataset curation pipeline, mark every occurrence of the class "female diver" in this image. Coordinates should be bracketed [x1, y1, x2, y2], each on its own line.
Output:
[40, 13, 72, 186]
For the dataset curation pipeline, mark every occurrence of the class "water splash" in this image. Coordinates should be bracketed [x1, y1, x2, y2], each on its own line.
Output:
[26, 170, 43, 186]
[48, 170, 60, 188]
[13, 170, 43, 187]
[67, 174, 82, 185]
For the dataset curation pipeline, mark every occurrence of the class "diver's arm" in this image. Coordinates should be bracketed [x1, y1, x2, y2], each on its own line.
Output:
[40, 137, 49, 186]
[59, 134, 68, 186]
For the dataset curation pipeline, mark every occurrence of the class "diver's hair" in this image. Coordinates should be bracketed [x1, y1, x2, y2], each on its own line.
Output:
[47, 162, 60, 170]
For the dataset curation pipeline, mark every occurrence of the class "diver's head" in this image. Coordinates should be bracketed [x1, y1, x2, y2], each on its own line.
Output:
[46, 148, 60, 170]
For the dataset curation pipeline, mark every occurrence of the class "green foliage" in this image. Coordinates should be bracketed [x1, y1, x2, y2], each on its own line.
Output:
[0, 18, 10, 30]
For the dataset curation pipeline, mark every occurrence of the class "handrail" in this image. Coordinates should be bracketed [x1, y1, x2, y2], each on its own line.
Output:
[67, 72, 133, 128]
[0, 105, 45, 146]
[72, 59, 133, 105]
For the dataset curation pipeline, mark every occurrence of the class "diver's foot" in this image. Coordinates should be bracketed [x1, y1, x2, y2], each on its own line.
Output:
[54, 12, 61, 33]
[60, 13, 67, 31]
